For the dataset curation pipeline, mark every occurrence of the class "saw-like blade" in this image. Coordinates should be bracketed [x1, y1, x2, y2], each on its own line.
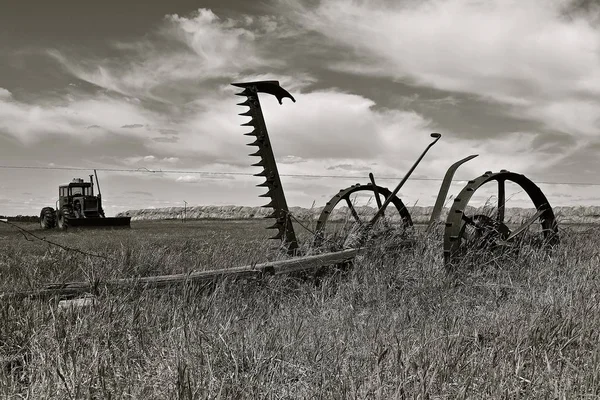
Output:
[233, 81, 299, 253]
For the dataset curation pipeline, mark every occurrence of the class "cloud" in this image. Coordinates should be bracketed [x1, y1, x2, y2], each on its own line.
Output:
[327, 164, 371, 172]
[0, 93, 162, 144]
[121, 123, 145, 129]
[158, 128, 178, 135]
[126, 191, 154, 197]
[176, 174, 234, 183]
[0, 88, 12, 100]
[152, 136, 179, 143]
[279, 155, 306, 164]
[48, 8, 289, 101]
[282, 0, 600, 138]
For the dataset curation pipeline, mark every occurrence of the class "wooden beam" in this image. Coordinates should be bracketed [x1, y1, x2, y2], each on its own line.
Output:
[1, 249, 359, 301]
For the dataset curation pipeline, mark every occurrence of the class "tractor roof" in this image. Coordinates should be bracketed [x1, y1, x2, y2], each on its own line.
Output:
[59, 178, 92, 188]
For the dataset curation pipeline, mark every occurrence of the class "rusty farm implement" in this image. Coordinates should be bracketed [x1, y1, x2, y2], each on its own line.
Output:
[0, 80, 561, 302]
[232, 80, 560, 270]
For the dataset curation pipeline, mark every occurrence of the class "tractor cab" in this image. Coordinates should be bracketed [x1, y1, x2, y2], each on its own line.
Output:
[57, 177, 103, 219]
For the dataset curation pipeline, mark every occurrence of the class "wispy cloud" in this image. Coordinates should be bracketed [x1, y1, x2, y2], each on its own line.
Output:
[281, 0, 600, 138]
[47, 9, 289, 102]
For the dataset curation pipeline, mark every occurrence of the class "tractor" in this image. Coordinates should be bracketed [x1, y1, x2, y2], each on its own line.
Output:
[39, 170, 131, 230]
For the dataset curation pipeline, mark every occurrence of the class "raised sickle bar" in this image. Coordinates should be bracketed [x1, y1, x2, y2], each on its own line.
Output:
[232, 81, 299, 254]
[0, 249, 359, 301]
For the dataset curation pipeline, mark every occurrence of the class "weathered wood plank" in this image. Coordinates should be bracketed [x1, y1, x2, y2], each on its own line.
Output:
[1, 249, 358, 301]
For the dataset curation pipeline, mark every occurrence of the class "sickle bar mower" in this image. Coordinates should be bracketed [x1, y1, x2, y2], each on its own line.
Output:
[233, 81, 299, 254]
[233, 80, 559, 269]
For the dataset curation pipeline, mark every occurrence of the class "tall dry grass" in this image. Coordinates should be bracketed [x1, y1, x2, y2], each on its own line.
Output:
[1, 220, 600, 398]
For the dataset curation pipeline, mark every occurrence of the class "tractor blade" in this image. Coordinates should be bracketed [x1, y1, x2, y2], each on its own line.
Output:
[65, 217, 131, 229]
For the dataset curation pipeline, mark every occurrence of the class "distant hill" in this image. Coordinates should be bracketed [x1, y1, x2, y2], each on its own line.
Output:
[116, 205, 600, 225]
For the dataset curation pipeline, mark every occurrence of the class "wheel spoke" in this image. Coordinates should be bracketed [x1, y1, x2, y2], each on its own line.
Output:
[345, 197, 361, 222]
[497, 178, 506, 223]
[505, 209, 545, 241]
[368, 173, 384, 212]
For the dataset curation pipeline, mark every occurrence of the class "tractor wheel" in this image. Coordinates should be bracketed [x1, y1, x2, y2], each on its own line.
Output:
[57, 207, 72, 230]
[40, 207, 56, 229]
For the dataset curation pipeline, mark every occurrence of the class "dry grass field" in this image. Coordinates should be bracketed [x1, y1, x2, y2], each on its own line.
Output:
[1, 219, 600, 398]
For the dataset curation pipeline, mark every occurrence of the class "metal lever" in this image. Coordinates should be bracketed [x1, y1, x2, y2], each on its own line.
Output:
[369, 133, 442, 226]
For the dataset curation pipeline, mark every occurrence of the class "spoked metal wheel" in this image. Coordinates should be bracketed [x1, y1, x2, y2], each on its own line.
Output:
[444, 170, 559, 270]
[313, 184, 413, 250]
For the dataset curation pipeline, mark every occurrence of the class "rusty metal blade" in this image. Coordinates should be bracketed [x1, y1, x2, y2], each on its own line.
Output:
[426, 154, 479, 233]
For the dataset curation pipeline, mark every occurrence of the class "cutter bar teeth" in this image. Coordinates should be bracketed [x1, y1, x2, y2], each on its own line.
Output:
[270, 232, 284, 240]
[259, 189, 274, 197]
[253, 170, 268, 177]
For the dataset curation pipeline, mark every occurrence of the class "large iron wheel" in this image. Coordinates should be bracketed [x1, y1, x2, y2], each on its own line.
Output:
[444, 170, 559, 270]
[313, 183, 413, 250]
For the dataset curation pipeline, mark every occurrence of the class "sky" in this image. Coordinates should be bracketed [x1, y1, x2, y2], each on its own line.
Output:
[1, 0, 600, 216]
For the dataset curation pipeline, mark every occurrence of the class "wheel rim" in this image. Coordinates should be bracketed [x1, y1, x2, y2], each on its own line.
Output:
[444, 171, 558, 268]
[313, 184, 413, 249]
